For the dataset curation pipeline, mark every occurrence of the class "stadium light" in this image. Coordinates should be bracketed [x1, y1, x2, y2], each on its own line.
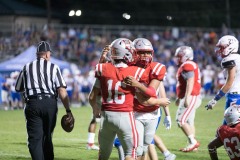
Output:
[166, 16, 172, 21]
[76, 10, 82, 16]
[122, 13, 131, 20]
[69, 10, 82, 17]
[69, 10, 75, 16]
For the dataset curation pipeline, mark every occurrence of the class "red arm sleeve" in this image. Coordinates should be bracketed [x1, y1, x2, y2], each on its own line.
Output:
[143, 86, 156, 97]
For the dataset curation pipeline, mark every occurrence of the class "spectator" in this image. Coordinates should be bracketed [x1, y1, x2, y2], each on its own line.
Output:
[1, 75, 10, 110]
[201, 65, 215, 97]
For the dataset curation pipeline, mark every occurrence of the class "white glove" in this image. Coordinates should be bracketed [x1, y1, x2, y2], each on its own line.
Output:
[205, 99, 217, 110]
[163, 116, 171, 130]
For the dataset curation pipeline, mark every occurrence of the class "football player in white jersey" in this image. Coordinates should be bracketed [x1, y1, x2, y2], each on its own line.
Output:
[205, 35, 240, 124]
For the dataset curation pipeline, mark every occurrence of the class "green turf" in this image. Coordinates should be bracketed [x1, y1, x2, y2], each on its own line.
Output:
[0, 98, 229, 160]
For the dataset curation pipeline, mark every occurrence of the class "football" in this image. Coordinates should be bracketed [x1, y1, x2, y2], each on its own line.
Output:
[61, 114, 74, 132]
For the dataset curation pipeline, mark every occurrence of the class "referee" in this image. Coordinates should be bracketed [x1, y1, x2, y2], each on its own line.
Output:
[15, 41, 74, 160]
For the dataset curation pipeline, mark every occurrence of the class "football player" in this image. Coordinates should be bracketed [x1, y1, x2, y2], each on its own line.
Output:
[208, 101, 240, 160]
[205, 35, 240, 124]
[124, 38, 175, 160]
[175, 46, 202, 152]
[95, 38, 170, 160]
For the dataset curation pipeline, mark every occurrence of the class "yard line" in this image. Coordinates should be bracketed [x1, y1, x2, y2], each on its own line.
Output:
[0, 151, 30, 158]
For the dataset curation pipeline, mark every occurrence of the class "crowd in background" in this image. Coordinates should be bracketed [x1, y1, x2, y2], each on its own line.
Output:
[1, 24, 238, 109]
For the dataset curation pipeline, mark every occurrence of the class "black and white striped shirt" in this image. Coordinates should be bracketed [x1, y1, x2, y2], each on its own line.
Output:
[15, 58, 67, 97]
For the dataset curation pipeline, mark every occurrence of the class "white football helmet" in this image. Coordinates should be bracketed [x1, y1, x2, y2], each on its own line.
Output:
[133, 38, 154, 67]
[224, 103, 240, 126]
[215, 35, 239, 58]
[110, 38, 135, 65]
[175, 46, 194, 65]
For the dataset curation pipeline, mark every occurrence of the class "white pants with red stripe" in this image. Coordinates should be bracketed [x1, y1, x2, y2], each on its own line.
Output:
[176, 95, 202, 126]
[98, 111, 138, 160]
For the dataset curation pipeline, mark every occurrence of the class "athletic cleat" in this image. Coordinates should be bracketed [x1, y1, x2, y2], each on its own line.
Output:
[164, 153, 176, 160]
[180, 141, 200, 152]
[86, 144, 99, 150]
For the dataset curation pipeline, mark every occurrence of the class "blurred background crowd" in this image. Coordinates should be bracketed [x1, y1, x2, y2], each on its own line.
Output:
[0, 24, 233, 110]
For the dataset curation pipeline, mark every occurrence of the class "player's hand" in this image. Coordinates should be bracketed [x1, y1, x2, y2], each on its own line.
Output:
[184, 96, 190, 108]
[66, 112, 74, 125]
[163, 116, 171, 130]
[159, 98, 171, 106]
[93, 107, 101, 118]
[205, 99, 217, 110]
[124, 76, 140, 87]
[99, 45, 110, 63]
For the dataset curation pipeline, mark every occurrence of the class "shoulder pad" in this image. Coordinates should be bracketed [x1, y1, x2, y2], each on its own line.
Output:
[95, 64, 102, 77]
[217, 125, 229, 137]
[182, 61, 196, 71]
[95, 63, 111, 77]
[150, 62, 166, 81]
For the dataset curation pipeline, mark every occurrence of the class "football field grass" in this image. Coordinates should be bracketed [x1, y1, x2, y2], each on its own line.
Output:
[0, 98, 229, 160]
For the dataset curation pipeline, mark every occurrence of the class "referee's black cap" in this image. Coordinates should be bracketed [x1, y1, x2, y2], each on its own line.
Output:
[37, 41, 52, 53]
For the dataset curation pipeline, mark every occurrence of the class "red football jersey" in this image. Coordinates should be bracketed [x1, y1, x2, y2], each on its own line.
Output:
[134, 62, 166, 112]
[217, 123, 240, 160]
[176, 61, 201, 98]
[95, 63, 147, 112]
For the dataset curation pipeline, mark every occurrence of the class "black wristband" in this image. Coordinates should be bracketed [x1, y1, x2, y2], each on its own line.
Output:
[66, 109, 71, 113]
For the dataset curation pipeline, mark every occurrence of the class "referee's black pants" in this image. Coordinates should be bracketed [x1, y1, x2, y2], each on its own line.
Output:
[24, 96, 58, 160]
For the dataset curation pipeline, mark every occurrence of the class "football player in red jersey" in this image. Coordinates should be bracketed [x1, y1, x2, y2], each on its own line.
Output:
[175, 46, 202, 152]
[95, 38, 170, 160]
[124, 38, 175, 160]
[208, 102, 240, 160]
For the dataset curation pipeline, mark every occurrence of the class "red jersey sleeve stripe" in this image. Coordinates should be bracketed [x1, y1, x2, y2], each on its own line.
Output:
[134, 68, 141, 81]
[155, 64, 164, 75]
[152, 63, 160, 74]
[152, 63, 163, 75]
[137, 68, 145, 81]
[134, 68, 145, 81]
[96, 64, 102, 76]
